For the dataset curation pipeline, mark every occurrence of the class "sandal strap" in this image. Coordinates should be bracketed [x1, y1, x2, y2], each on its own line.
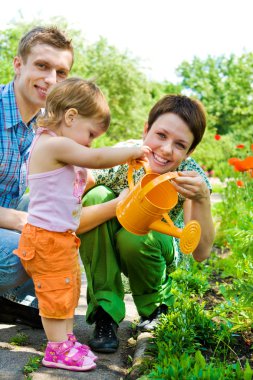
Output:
[58, 340, 74, 354]
[63, 347, 88, 367]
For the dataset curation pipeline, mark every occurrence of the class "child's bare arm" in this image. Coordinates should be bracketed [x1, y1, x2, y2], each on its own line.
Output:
[46, 137, 151, 169]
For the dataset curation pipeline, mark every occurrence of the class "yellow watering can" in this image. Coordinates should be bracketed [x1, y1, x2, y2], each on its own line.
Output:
[116, 161, 201, 254]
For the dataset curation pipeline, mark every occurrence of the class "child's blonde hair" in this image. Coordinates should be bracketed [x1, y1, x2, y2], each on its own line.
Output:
[37, 78, 111, 130]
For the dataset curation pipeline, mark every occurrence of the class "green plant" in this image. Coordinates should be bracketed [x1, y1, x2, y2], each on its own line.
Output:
[23, 355, 42, 376]
[140, 350, 253, 379]
[214, 176, 253, 252]
[9, 332, 29, 346]
[170, 267, 210, 297]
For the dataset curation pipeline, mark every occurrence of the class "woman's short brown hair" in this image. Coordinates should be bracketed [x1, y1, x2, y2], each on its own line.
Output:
[147, 94, 206, 151]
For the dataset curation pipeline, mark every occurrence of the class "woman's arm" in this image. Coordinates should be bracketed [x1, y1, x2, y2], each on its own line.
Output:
[172, 171, 215, 262]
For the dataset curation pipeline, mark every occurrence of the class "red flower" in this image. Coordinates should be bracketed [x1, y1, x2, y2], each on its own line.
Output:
[228, 156, 253, 172]
[251, 144, 253, 152]
[242, 156, 253, 170]
[228, 157, 240, 165]
[214, 134, 221, 141]
[236, 180, 244, 187]
[236, 144, 245, 149]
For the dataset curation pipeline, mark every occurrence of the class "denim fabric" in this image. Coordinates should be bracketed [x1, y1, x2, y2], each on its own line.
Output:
[0, 194, 38, 307]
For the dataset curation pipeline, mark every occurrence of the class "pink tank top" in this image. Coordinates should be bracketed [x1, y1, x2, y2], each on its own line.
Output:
[27, 127, 87, 232]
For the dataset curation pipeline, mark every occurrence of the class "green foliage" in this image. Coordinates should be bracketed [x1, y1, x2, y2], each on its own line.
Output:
[192, 132, 239, 179]
[215, 280, 253, 331]
[9, 332, 29, 346]
[177, 54, 253, 139]
[140, 350, 251, 380]
[139, 169, 253, 379]
[211, 176, 253, 330]
[214, 176, 253, 253]
[154, 292, 231, 356]
[148, 80, 183, 102]
[140, 290, 251, 379]
[23, 355, 42, 376]
[77, 37, 153, 143]
[1, 18, 252, 150]
[170, 267, 210, 297]
[0, 28, 18, 82]
[0, 19, 155, 144]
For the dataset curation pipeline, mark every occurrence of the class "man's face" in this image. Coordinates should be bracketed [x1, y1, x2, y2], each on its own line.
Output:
[13, 43, 73, 120]
[143, 113, 194, 174]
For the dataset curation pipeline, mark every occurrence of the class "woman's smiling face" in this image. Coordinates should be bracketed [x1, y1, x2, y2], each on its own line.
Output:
[143, 113, 194, 174]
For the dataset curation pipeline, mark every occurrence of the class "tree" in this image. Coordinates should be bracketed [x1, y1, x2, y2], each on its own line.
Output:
[177, 54, 253, 140]
[73, 38, 153, 142]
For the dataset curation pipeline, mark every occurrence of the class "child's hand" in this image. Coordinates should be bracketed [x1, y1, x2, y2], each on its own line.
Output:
[132, 145, 152, 161]
[127, 145, 151, 168]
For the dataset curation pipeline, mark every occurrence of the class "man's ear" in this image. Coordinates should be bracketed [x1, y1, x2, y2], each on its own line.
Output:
[13, 56, 22, 76]
[64, 108, 78, 126]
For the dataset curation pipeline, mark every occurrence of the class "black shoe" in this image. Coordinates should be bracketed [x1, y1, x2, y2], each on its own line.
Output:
[89, 307, 119, 353]
[0, 296, 43, 329]
[137, 304, 168, 332]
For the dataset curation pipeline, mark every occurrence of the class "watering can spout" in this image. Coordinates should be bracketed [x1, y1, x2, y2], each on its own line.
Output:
[149, 220, 181, 238]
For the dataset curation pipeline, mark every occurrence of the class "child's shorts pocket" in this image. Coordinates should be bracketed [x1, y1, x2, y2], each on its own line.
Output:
[33, 273, 77, 319]
[13, 247, 36, 274]
[13, 247, 35, 261]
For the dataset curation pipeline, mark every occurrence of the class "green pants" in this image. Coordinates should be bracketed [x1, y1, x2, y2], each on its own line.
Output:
[78, 186, 174, 325]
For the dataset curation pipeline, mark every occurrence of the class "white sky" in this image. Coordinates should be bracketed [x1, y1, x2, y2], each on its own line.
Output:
[1, 0, 253, 83]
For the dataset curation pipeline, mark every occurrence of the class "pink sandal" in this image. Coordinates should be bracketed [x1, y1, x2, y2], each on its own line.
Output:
[42, 340, 96, 371]
[67, 333, 98, 362]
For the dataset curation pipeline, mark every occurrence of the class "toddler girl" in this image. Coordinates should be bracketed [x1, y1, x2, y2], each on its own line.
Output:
[14, 77, 150, 372]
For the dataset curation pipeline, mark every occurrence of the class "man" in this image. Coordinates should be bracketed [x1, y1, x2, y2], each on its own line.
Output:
[0, 26, 74, 328]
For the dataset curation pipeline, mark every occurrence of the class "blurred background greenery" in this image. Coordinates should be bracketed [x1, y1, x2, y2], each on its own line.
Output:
[1, 18, 252, 181]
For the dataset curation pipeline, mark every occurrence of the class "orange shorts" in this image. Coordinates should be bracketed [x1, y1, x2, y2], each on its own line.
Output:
[14, 223, 81, 319]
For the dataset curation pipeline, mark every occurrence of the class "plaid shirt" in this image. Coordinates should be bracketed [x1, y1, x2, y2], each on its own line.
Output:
[0, 82, 37, 208]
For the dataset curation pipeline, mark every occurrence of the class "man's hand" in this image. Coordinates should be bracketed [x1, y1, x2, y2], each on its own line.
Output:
[0, 207, 28, 232]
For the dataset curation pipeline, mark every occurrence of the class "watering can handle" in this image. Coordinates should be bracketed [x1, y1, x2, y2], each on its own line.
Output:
[127, 160, 179, 209]
[139, 172, 179, 200]
[127, 160, 151, 191]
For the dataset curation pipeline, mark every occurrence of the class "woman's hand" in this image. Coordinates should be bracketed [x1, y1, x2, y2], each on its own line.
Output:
[171, 171, 210, 202]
